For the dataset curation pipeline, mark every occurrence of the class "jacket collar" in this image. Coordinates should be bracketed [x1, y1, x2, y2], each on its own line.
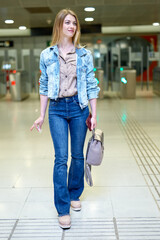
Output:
[49, 45, 86, 57]
[76, 47, 87, 57]
[49, 45, 59, 56]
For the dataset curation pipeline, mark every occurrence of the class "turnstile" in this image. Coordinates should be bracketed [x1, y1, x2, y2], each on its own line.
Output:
[120, 69, 136, 99]
[115, 67, 136, 99]
[9, 71, 29, 101]
[0, 72, 6, 98]
[95, 68, 104, 99]
[153, 67, 160, 95]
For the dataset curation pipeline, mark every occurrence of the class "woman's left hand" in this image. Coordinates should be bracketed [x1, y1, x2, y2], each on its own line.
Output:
[91, 117, 97, 130]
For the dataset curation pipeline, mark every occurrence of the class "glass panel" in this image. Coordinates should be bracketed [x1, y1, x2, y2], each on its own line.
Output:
[120, 48, 129, 67]
[147, 47, 159, 89]
[131, 49, 143, 88]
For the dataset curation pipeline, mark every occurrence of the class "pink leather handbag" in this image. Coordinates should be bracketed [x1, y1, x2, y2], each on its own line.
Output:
[85, 129, 104, 186]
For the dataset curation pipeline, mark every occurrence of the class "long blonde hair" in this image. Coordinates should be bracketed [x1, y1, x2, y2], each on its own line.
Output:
[51, 9, 81, 48]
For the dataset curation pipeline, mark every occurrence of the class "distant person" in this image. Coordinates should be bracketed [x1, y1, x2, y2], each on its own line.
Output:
[30, 8, 99, 229]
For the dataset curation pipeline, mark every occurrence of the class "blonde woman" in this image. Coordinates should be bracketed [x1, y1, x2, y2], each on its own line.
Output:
[31, 9, 99, 229]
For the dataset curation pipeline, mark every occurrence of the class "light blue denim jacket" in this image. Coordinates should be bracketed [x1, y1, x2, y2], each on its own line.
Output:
[39, 45, 100, 109]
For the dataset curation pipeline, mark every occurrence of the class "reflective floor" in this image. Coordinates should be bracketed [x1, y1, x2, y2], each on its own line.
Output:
[0, 88, 160, 239]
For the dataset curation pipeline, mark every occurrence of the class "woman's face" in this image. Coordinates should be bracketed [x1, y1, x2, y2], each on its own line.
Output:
[61, 14, 77, 39]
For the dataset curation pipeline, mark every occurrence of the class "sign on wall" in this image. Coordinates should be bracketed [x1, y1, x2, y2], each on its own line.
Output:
[0, 41, 14, 48]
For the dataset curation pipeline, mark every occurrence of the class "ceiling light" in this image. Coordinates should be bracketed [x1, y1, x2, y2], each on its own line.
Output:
[19, 26, 27, 30]
[84, 7, 95, 12]
[152, 22, 159, 26]
[85, 17, 94, 22]
[5, 20, 14, 24]
[46, 19, 52, 24]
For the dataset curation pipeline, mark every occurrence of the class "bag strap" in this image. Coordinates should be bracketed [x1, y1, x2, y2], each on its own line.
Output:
[92, 129, 104, 145]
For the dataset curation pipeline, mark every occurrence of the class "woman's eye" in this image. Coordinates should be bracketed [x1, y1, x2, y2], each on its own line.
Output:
[65, 21, 77, 26]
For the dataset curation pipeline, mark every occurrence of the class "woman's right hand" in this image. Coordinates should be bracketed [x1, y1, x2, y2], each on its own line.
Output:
[30, 116, 44, 132]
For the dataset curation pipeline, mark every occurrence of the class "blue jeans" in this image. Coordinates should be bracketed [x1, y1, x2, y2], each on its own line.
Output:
[48, 95, 89, 216]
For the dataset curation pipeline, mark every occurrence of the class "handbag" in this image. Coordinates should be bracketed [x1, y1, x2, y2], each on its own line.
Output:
[85, 128, 104, 186]
[86, 112, 92, 131]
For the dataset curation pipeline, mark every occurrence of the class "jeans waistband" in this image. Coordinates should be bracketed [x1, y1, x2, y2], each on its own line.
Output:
[50, 95, 78, 103]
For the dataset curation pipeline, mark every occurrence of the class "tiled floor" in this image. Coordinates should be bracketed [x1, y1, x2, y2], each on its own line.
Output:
[0, 88, 160, 239]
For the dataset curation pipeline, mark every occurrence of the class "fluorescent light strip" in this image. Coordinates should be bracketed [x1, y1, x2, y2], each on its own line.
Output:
[19, 26, 27, 30]
[0, 29, 31, 36]
[102, 25, 160, 34]
[85, 17, 94, 22]
[5, 20, 14, 24]
[84, 7, 95, 12]
[152, 22, 159, 26]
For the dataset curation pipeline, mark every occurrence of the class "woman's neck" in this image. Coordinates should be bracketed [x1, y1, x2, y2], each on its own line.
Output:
[58, 38, 74, 51]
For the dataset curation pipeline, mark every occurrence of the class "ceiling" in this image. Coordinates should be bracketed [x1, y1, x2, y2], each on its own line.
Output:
[1, 0, 160, 30]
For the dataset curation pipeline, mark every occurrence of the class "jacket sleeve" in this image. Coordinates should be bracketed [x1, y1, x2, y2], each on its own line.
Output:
[39, 51, 48, 96]
[86, 51, 100, 100]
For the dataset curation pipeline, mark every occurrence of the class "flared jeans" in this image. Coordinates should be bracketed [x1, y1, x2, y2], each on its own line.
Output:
[48, 95, 89, 216]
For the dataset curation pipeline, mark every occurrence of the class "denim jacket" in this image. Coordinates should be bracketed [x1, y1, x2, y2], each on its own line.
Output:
[39, 45, 100, 109]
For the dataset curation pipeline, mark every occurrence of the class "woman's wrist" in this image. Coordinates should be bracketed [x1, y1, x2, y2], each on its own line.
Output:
[91, 114, 96, 119]
[40, 115, 45, 120]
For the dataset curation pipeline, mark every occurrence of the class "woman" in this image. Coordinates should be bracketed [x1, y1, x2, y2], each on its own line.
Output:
[31, 9, 100, 229]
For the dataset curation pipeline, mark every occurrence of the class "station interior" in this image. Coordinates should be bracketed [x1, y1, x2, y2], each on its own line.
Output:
[0, 0, 160, 239]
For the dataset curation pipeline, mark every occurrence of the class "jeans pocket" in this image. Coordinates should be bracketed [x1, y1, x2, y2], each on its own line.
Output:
[73, 99, 80, 106]
[50, 99, 59, 107]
